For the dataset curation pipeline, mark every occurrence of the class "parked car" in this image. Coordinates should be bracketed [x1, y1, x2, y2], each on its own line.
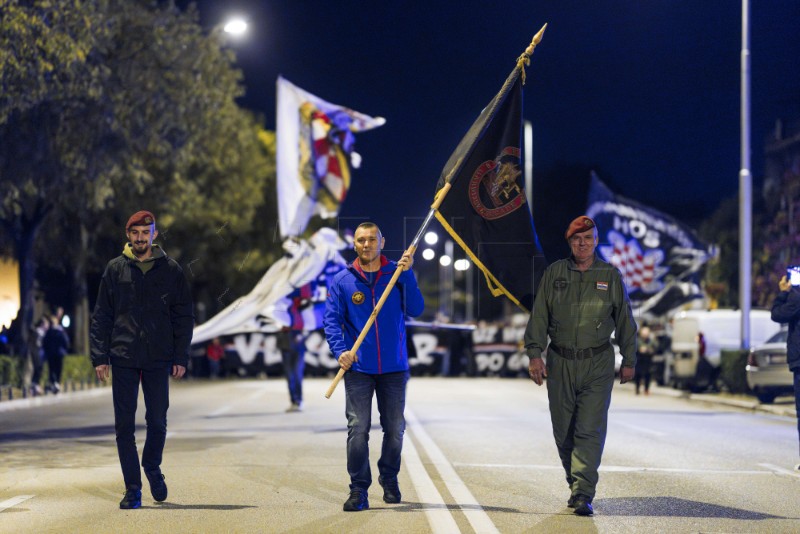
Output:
[668, 309, 781, 391]
[746, 327, 794, 404]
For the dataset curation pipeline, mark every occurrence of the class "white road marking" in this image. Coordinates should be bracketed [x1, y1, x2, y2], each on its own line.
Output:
[759, 463, 800, 479]
[0, 495, 34, 512]
[614, 420, 667, 436]
[406, 408, 500, 534]
[454, 463, 774, 475]
[402, 427, 461, 533]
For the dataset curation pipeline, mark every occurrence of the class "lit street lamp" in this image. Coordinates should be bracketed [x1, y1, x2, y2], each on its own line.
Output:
[223, 17, 248, 37]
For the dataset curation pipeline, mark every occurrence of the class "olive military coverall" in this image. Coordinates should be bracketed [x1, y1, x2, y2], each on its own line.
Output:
[524, 254, 637, 500]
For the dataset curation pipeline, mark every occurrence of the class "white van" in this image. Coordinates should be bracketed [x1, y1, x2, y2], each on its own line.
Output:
[668, 309, 780, 390]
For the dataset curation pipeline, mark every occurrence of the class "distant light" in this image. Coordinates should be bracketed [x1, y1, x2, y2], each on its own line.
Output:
[424, 232, 438, 245]
[61, 315, 71, 328]
[223, 18, 248, 36]
[454, 259, 470, 271]
[422, 248, 435, 261]
[439, 255, 452, 267]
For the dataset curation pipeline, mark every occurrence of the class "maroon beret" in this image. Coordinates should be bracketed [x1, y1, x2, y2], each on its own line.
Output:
[565, 215, 596, 240]
[126, 210, 156, 230]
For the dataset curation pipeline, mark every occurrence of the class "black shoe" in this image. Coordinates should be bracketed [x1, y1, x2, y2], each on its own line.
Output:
[379, 476, 401, 503]
[343, 489, 369, 512]
[119, 486, 142, 509]
[567, 494, 577, 508]
[145, 470, 168, 502]
[572, 494, 593, 516]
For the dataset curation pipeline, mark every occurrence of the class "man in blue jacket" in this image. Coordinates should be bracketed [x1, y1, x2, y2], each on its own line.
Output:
[770, 272, 800, 467]
[324, 222, 424, 512]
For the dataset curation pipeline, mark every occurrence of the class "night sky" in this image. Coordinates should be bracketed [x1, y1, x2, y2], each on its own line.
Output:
[186, 1, 800, 262]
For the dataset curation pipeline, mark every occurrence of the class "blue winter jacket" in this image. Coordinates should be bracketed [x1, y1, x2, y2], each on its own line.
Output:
[324, 255, 424, 374]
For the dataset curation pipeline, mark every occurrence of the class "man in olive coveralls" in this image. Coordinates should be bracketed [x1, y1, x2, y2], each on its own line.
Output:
[524, 215, 637, 516]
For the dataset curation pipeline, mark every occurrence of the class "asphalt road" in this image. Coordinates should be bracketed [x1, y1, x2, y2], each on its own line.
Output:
[1, 377, 799, 533]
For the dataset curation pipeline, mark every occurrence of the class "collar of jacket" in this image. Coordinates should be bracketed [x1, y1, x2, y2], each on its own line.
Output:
[122, 242, 166, 263]
[350, 254, 390, 282]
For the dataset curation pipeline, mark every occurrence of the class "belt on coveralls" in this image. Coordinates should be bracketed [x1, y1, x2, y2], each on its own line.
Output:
[549, 341, 613, 360]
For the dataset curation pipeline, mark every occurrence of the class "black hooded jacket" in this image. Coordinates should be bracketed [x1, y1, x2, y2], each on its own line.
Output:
[90, 245, 193, 369]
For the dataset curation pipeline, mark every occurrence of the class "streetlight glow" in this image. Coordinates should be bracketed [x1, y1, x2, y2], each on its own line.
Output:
[439, 255, 452, 267]
[424, 231, 438, 245]
[454, 259, 470, 271]
[223, 18, 248, 36]
[422, 248, 435, 261]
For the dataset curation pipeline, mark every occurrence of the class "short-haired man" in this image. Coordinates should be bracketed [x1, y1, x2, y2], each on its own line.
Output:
[770, 273, 800, 468]
[524, 215, 637, 516]
[323, 222, 424, 511]
[90, 210, 194, 509]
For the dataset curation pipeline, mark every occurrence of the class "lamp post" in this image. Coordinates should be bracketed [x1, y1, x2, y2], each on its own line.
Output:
[739, 0, 751, 350]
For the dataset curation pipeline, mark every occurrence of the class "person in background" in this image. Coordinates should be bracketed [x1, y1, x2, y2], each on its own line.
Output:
[28, 316, 49, 396]
[278, 326, 306, 412]
[634, 325, 658, 395]
[524, 215, 637, 517]
[770, 273, 800, 470]
[90, 210, 193, 509]
[42, 314, 70, 394]
[206, 337, 225, 379]
[323, 222, 424, 512]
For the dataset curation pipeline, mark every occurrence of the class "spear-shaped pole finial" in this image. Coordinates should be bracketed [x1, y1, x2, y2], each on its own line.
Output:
[517, 23, 548, 84]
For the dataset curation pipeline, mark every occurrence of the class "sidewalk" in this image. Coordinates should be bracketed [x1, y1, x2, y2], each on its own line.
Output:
[641, 382, 798, 418]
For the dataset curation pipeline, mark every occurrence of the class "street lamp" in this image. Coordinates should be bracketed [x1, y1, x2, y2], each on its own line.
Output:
[223, 17, 248, 37]
[424, 231, 439, 245]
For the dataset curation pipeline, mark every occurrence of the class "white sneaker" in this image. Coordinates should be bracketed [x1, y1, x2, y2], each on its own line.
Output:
[285, 403, 303, 413]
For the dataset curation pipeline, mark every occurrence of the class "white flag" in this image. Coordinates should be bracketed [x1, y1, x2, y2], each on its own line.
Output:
[276, 76, 385, 238]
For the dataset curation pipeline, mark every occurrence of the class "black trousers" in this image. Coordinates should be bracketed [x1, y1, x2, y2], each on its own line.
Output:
[112, 365, 170, 488]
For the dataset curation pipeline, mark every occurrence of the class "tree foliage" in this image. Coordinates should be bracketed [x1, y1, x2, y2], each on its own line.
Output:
[0, 0, 279, 359]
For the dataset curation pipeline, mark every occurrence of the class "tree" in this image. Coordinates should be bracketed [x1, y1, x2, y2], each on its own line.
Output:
[0, 0, 279, 364]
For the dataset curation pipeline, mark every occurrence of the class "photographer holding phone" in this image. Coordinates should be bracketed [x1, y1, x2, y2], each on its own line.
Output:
[770, 266, 800, 469]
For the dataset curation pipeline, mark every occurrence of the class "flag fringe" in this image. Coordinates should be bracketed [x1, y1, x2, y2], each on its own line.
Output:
[434, 210, 530, 314]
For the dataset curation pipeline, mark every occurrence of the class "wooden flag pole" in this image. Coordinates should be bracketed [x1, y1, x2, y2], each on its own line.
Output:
[324, 181, 454, 398]
[324, 24, 547, 399]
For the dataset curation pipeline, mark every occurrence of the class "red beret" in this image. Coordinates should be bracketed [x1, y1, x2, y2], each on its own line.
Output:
[126, 210, 156, 230]
[565, 215, 596, 240]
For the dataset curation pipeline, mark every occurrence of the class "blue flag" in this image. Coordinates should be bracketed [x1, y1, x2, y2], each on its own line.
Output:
[586, 173, 709, 316]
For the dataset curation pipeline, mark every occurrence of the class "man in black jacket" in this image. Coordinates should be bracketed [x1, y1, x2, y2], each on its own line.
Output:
[90, 210, 194, 509]
[771, 273, 800, 468]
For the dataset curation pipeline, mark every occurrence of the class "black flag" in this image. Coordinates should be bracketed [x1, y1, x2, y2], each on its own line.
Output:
[434, 69, 546, 312]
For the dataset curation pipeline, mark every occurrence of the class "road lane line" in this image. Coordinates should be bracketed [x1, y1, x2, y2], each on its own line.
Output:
[207, 383, 268, 418]
[759, 463, 800, 479]
[402, 429, 461, 533]
[614, 421, 667, 436]
[0, 495, 34, 512]
[454, 463, 773, 475]
[406, 408, 500, 534]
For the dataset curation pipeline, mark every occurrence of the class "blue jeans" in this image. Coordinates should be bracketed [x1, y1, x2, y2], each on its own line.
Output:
[112, 365, 170, 488]
[282, 343, 305, 405]
[343, 370, 409, 491]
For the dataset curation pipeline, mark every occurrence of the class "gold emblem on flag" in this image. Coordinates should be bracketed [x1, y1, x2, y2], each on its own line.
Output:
[469, 147, 527, 220]
[352, 291, 366, 305]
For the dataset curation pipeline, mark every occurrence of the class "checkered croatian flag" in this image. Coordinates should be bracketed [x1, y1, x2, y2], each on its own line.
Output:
[586, 173, 709, 313]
